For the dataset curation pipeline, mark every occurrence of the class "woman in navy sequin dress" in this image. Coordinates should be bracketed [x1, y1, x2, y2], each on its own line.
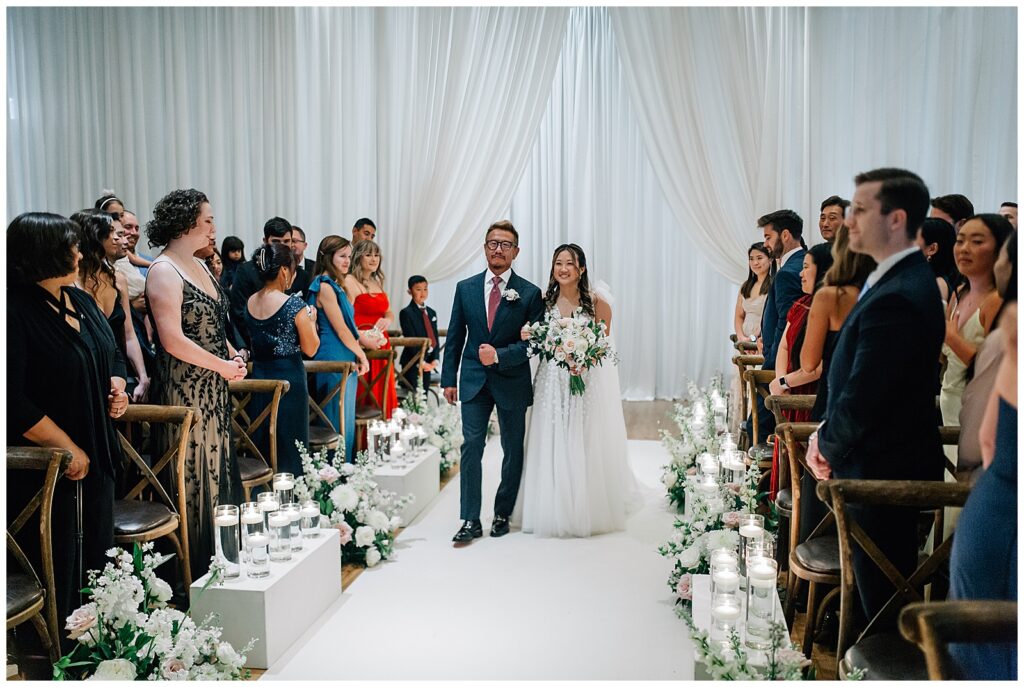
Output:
[245, 244, 320, 475]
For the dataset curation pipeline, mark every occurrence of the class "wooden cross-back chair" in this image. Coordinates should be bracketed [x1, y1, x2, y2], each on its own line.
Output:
[816, 478, 972, 680]
[229, 379, 290, 501]
[899, 600, 1017, 680]
[303, 360, 354, 455]
[731, 353, 764, 448]
[355, 349, 396, 449]
[742, 368, 775, 458]
[764, 394, 816, 517]
[114, 404, 196, 594]
[390, 336, 430, 400]
[6, 447, 72, 663]
[389, 329, 447, 401]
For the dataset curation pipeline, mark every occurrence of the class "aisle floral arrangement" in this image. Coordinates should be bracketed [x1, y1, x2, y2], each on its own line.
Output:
[53, 543, 254, 681]
[293, 443, 414, 567]
[401, 378, 463, 477]
[659, 379, 728, 511]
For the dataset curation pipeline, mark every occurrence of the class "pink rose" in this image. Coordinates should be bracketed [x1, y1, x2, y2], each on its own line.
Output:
[161, 658, 187, 680]
[676, 573, 693, 601]
[722, 511, 742, 529]
[726, 482, 742, 495]
[335, 521, 354, 546]
[65, 604, 97, 640]
[318, 466, 340, 485]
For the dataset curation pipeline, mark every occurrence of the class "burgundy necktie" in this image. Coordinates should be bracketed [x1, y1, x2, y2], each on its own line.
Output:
[487, 275, 502, 330]
[420, 307, 437, 348]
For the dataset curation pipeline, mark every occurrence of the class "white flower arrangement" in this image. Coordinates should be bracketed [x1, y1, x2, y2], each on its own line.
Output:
[503, 288, 520, 302]
[54, 543, 255, 681]
[659, 378, 728, 511]
[525, 307, 617, 396]
[401, 374, 462, 476]
[293, 441, 414, 567]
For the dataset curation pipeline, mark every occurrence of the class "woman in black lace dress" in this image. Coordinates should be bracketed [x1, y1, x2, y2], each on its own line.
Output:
[145, 189, 247, 580]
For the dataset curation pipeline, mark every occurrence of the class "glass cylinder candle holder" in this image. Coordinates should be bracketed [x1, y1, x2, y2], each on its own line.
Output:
[213, 504, 240, 579]
[710, 593, 743, 649]
[747, 534, 777, 569]
[745, 556, 778, 649]
[268, 511, 292, 562]
[257, 491, 281, 530]
[710, 558, 740, 599]
[737, 513, 765, 577]
[241, 502, 269, 578]
[280, 503, 303, 551]
[300, 500, 322, 538]
[272, 472, 296, 505]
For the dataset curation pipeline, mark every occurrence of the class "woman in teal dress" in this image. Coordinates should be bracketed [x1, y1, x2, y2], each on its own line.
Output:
[306, 236, 372, 461]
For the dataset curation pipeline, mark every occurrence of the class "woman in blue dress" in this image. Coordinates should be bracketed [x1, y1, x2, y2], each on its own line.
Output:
[245, 244, 320, 475]
[306, 236, 372, 462]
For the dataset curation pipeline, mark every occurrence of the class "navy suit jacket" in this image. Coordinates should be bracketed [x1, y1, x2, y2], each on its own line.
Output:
[760, 248, 806, 371]
[440, 270, 544, 410]
[399, 300, 440, 367]
[818, 250, 945, 481]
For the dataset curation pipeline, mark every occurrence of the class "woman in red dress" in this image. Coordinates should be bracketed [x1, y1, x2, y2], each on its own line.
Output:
[343, 240, 397, 433]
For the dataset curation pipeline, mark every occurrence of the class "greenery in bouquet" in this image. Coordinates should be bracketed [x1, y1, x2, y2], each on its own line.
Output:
[53, 543, 254, 681]
[293, 443, 414, 567]
[524, 307, 617, 395]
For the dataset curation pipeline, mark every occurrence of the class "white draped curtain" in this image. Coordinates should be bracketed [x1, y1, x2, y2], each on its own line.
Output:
[8, 7, 1017, 398]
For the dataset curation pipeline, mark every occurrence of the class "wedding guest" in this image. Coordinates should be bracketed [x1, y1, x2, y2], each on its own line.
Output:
[733, 242, 773, 346]
[145, 189, 247, 580]
[114, 210, 147, 300]
[345, 239, 398, 423]
[915, 216, 959, 304]
[746, 209, 805, 441]
[245, 244, 319, 475]
[352, 218, 377, 244]
[818, 195, 849, 243]
[957, 232, 1016, 482]
[7, 212, 126, 639]
[306, 236, 372, 461]
[930, 193, 975, 231]
[96, 192, 152, 270]
[229, 217, 294, 347]
[998, 201, 1017, 229]
[220, 235, 245, 290]
[949, 300, 1017, 680]
[72, 209, 150, 402]
[399, 275, 441, 390]
[939, 214, 1012, 428]
[196, 238, 246, 354]
[807, 167, 945, 623]
[290, 226, 316, 297]
[205, 247, 224, 281]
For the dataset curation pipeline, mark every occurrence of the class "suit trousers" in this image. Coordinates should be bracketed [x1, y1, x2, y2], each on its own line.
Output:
[848, 503, 919, 627]
[458, 384, 527, 521]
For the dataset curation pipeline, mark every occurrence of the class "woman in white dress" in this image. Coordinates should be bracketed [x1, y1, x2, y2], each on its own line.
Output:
[512, 244, 640, 537]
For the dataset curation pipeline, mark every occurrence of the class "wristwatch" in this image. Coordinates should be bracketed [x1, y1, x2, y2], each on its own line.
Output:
[749, 334, 757, 342]
[779, 376, 789, 390]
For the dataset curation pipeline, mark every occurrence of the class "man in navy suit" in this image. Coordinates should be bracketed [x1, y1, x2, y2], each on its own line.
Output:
[442, 221, 544, 544]
[399, 275, 441, 390]
[807, 167, 945, 622]
[746, 209, 806, 441]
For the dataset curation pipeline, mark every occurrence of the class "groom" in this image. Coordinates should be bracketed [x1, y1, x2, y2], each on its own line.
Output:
[442, 220, 544, 544]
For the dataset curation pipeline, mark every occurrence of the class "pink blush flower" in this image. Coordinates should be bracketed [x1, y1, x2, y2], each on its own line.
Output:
[335, 521, 354, 546]
[676, 573, 693, 601]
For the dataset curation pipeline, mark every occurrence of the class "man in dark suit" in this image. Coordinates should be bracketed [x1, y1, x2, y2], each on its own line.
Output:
[399, 275, 440, 390]
[290, 226, 317, 297]
[229, 217, 297, 347]
[745, 209, 806, 441]
[807, 167, 945, 622]
[442, 220, 544, 544]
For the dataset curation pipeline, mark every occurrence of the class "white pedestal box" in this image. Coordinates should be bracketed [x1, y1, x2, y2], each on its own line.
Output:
[189, 527, 341, 670]
[373, 446, 440, 525]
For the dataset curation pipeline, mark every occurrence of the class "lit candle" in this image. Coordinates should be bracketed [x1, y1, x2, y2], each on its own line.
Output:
[712, 568, 740, 594]
[214, 513, 237, 527]
[748, 560, 777, 588]
[711, 601, 742, 622]
[259, 499, 280, 512]
[268, 513, 290, 529]
[299, 504, 320, 519]
[247, 533, 269, 548]
[240, 511, 264, 525]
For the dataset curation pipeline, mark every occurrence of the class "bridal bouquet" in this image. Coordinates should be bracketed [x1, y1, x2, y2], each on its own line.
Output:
[293, 442, 414, 567]
[524, 308, 617, 396]
[53, 543, 254, 681]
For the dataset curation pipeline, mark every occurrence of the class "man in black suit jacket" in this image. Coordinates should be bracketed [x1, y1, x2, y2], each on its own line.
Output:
[807, 167, 945, 622]
[290, 226, 317, 298]
[745, 209, 806, 441]
[229, 217, 300, 347]
[399, 275, 440, 390]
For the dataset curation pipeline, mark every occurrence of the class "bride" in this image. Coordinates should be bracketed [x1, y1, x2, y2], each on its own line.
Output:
[512, 243, 640, 537]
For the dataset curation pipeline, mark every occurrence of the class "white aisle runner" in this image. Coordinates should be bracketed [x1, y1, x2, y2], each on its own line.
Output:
[264, 439, 693, 680]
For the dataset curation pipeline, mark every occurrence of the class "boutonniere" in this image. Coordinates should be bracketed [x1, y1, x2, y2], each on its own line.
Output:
[504, 289, 520, 302]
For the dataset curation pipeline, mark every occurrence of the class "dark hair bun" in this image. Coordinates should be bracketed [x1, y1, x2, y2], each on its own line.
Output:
[254, 243, 296, 283]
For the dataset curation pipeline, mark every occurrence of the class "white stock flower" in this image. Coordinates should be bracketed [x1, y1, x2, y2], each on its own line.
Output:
[339, 463, 356, 477]
[354, 525, 376, 548]
[89, 658, 137, 680]
[676, 545, 701, 569]
[365, 547, 382, 567]
[329, 484, 359, 513]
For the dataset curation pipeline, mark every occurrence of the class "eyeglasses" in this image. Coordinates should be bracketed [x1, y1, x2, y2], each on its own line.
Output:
[485, 240, 516, 251]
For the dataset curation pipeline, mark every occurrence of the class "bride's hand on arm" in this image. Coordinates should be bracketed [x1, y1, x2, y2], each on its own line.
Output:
[520, 325, 531, 341]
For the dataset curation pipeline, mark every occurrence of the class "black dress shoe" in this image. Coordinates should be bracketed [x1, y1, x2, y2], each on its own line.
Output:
[490, 515, 510, 537]
[453, 520, 483, 543]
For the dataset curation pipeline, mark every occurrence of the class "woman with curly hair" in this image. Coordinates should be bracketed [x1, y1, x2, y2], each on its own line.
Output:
[145, 189, 247, 580]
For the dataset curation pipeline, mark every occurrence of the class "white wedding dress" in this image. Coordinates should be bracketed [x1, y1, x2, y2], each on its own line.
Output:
[512, 288, 642, 537]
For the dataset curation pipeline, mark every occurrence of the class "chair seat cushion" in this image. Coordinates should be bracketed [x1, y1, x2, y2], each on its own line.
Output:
[748, 442, 773, 462]
[843, 632, 928, 680]
[238, 455, 273, 483]
[308, 425, 341, 448]
[113, 500, 175, 535]
[793, 536, 841, 574]
[7, 572, 43, 619]
[355, 404, 383, 420]
[776, 488, 793, 515]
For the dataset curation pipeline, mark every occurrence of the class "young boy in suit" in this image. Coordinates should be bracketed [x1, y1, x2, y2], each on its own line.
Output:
[399, 275, 440, 390]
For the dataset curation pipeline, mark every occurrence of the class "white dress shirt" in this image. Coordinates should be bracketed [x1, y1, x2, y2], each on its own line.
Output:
[115, 256, 147, 300]
[484, 267, 511, 314]
[862, 245, 921, 293]
[778, 245, 803, 270]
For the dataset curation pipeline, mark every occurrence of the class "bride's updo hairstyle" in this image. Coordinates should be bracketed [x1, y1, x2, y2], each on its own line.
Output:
[544, 243, 595, 318]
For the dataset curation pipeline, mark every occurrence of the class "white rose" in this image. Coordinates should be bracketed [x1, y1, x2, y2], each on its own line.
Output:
[662, 470, 677, 489]
[89, 658, 137, 681]
[563, 338, 576, 353]
[329, 484, 359, 513]
[318, 465, 341, 485]
[702, 529, 740, 553]
[65, 604, 98, 642]
[354, 525, 376, 548]
[554, 349, 567, 363]
[429, 434, 445, 448]
[367, 510, 391, 532]
[676, 545, 701, 569]
[389, 515, 403, 530]
[365, 547, 382, 567]
[150, 577, 173, 603]
[161, 658, 188, 681]
[216, 642, 239, 666]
